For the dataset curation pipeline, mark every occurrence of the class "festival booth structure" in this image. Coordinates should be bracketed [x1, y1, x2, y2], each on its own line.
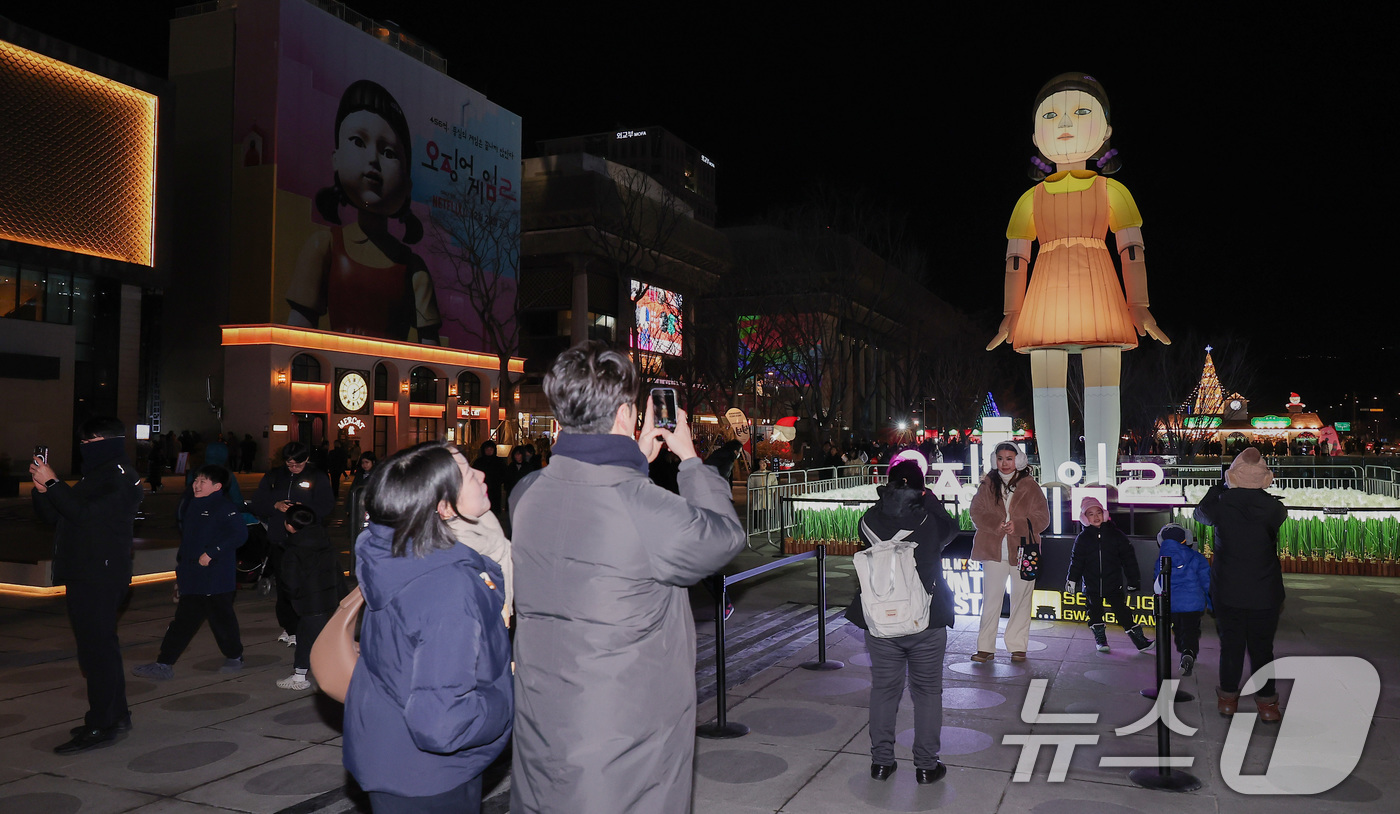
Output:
[1157, 348, 1347, 455]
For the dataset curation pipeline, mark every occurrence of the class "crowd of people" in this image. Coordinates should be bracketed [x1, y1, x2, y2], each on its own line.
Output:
[29, 347, 1294, 810]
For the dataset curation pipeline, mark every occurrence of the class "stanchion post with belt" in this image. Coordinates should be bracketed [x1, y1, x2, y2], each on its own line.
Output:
[1129, 555, 1202, 792]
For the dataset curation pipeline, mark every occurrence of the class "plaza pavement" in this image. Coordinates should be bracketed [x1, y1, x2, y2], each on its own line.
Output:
[1, 482, 1398, 812]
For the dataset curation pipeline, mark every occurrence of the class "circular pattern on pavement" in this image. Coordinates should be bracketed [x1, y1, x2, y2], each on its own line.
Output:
[949, 661, 1026, 679]
[742, 706, 838, 737]
[845, 767, 953, 811]
[897, 725, 993, 756]
[1298, 595, 1356, 603]
[1030, 620, 1055, 631]
[273, 705, 337, 727]
[0, 793, 82, 814]
[160, 692, 250, 711]
[798, 675, 871, 697]
[997, 637, 1049, 652]
[129, 740, 239, 773]
[1031, 801, 1145, 814]
[696, 749, 789, 783]
[244, 763, 346, 796]
[942, 687, 1006, 709]
[193, 654, 281, 672]
[850, 652, 873, 667]
[1083, 669, 1154, 691]
[1301, 607, 1373, 618]
[74, 679, 155, 700]
[1314, 774, 1383, 802]
[1319, 622, 1388, 637]
[0, 665, 73, 684]
[0, 714, 25, 730]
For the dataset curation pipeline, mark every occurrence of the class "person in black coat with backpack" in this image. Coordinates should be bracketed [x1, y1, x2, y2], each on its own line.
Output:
[844, 460, 957, 785]
[1067, 497, 1154, 654]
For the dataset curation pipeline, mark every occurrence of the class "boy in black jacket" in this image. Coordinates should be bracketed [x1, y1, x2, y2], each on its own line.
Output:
[1066, 497, 1154, 654]
[276, 504, 342, 690]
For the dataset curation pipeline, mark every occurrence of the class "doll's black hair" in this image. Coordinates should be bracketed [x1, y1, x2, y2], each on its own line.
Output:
[314, 79, 423, 244]
[1028, 72, 1121, 181]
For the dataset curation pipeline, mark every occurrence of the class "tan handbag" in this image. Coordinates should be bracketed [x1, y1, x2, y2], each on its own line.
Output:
[309, 586, 364, 703]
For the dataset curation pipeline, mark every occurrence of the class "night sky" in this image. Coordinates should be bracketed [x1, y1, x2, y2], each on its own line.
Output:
[7, 4, 1393, 427]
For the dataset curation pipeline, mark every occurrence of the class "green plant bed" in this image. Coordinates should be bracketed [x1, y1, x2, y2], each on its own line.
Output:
[1173, 511, 1400, 564]
[788, 507, 972, 543]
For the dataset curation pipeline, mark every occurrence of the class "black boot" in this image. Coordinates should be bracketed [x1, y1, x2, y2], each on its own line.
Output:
[1180, 651, 1195, 676]
[1091, 623, 1109, 653]
[1126, 625, 1154, 653]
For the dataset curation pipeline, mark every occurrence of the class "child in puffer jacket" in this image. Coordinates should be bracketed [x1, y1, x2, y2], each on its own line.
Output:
[1154, 523, 1212, 676]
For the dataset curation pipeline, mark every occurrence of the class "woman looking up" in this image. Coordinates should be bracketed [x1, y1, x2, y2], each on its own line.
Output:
[343, 442, 512, 813]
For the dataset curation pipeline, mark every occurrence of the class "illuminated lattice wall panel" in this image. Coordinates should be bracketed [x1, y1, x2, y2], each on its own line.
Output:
[0, 41, 157, 266]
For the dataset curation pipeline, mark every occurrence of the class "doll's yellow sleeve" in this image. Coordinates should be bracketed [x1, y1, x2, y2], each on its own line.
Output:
[1005, 187, 1037, 241]
[1106, 179, 1144, 232]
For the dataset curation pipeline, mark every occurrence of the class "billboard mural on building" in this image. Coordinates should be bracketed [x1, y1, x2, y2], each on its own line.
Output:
[248, 0, 520, 349]
[632, 281, 683, 356]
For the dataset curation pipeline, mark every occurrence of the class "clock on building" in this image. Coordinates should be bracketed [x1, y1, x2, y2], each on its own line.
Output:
[336, 369, 370, 414]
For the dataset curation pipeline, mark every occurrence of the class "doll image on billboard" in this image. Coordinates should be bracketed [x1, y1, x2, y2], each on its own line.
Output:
[286, 80, 442, 344]
[986, 73, 1170, 485]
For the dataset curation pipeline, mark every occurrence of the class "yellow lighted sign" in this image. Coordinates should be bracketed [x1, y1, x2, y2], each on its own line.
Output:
[0, 41, 158, 265]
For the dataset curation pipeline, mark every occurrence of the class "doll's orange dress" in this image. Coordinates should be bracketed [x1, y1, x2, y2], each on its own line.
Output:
[1007, 171, 1140, 352]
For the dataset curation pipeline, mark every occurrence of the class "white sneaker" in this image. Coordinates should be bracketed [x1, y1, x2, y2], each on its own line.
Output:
[276, 673, 311, 691]
[277, 632, 297, 647]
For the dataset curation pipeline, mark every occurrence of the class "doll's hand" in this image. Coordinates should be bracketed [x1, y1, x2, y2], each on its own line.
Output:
[986, 312, 1019, 351]
[1130, 306, 1171, 345]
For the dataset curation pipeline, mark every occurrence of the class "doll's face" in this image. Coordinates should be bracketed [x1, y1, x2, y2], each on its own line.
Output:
[1032, 89, 1111, 166]
[333, 110, 410, 215]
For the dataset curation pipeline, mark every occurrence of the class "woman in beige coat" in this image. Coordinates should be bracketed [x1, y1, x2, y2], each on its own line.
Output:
[969, 442, 1050, 663]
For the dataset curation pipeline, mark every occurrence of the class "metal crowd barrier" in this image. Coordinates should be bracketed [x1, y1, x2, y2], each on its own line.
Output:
[696, 544, 841, 740]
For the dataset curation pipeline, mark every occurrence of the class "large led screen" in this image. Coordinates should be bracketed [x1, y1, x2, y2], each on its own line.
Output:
[246, 0, 521, 347]
[632, 281, 683, 356]
[0, 41, 157, 266]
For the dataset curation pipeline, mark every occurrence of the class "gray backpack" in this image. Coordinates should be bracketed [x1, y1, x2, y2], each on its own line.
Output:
[854, 520, 932, 638]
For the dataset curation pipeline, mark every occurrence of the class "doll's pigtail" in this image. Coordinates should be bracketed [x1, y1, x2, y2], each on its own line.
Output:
[397, 204, 423, 245]
[1028, 154, 1055, 182]
[314, 182, 345, 225]
[1093, 143, 1122, 175]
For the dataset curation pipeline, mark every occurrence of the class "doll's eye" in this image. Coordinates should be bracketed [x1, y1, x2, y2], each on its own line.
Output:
[381, 146, 399, 160]
[1042, 111, 1057, 120]
[1074, 108, 1093, 116]
[348, 135, 366, 148]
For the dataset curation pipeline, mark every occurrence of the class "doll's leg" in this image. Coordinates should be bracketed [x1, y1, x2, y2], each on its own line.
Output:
[1082, 347, 1122, 485]
[1031, 349, 1070, 483]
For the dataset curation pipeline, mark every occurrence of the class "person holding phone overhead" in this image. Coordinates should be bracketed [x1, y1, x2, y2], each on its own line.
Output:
[508, 342, 745, 814]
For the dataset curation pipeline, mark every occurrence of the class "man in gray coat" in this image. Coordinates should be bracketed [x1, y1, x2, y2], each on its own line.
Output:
[509, 342, 747, 814]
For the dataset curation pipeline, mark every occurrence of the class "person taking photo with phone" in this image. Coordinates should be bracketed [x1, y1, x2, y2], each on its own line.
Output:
[30, 417, 145, 754]
[507, 341, 746, 814]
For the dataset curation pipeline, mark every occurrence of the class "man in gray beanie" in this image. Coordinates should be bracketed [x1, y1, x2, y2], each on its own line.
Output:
[1193, 447, 1287, 721]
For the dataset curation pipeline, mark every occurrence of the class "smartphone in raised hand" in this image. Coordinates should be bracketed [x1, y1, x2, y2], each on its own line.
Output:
[650, 388, 678, 431]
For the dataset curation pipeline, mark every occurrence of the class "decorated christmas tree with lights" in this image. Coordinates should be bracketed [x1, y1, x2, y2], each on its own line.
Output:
[1186, 346, 1225, 417]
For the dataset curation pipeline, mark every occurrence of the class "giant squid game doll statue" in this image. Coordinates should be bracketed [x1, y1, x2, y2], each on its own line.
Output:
[987, 73, 1171, 485]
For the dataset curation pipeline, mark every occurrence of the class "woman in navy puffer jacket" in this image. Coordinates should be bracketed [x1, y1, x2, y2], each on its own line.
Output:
[344, 442, 512, 814]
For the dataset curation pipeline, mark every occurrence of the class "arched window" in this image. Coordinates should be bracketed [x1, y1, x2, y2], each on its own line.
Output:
[456, 371, 482, 405]
[409, 366, 438, 404]
[374, 363, 389, 400]
[291, 353, 321, 383]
